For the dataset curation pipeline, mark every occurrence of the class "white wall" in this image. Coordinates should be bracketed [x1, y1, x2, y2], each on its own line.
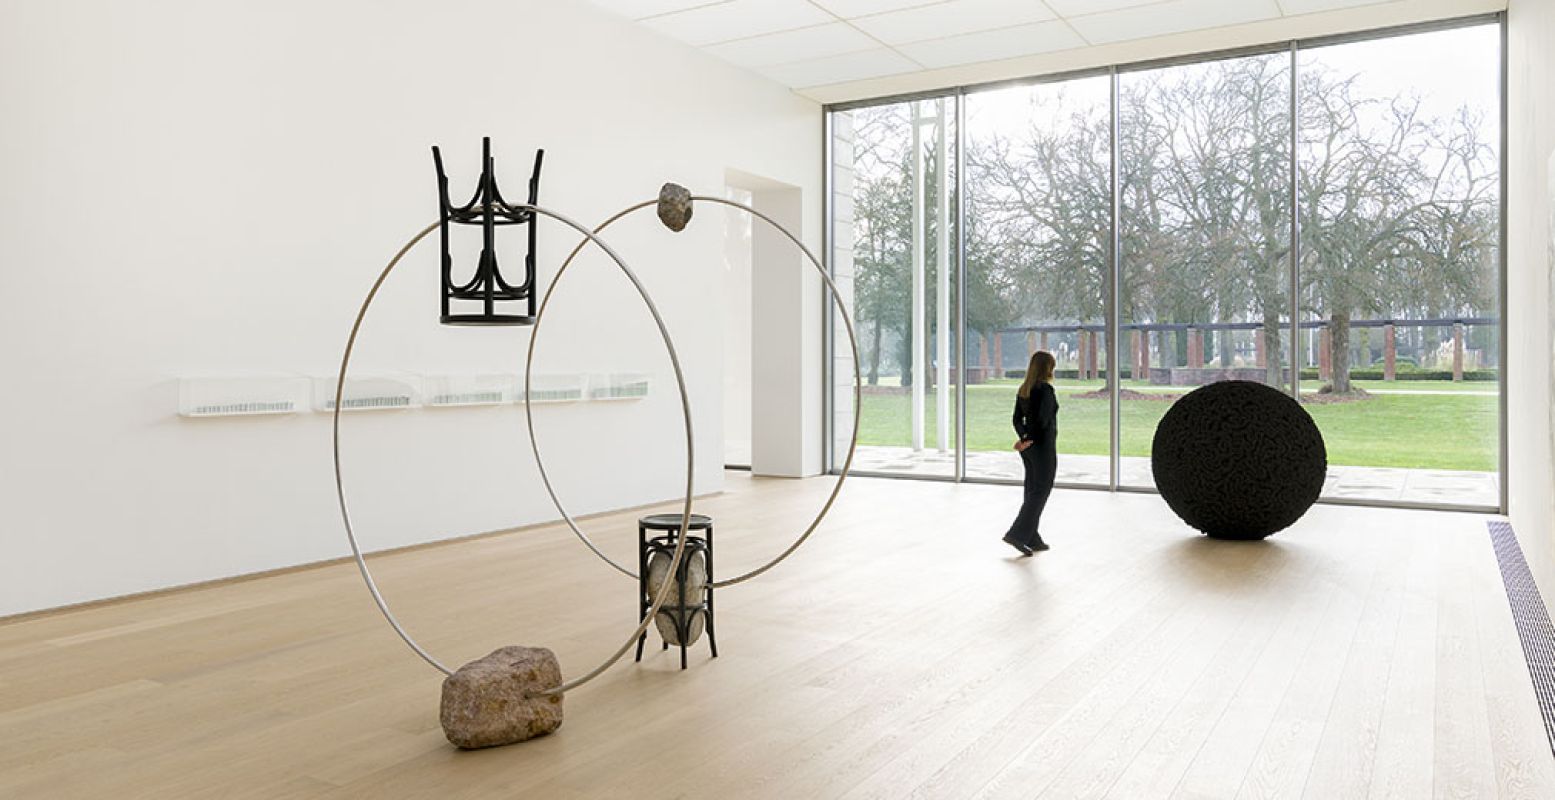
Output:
[746, 178, 824, 478]
[1507, 0, 1555, 607]
[0, 0, 821, 616]
[721, 186, 754, 467]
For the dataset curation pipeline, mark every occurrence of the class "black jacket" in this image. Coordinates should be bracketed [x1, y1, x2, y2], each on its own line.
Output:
[1013, 383, 1059, 442]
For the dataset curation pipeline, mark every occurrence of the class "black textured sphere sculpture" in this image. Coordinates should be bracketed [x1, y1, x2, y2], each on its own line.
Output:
[1151, 380, 1326, 540]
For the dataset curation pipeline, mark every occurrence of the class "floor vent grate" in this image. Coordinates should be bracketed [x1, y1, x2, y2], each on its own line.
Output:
[1488, 520, 1555, 755]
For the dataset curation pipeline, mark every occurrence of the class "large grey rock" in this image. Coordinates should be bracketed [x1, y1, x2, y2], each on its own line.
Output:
[645, 547, 707, 646]
[439, 646, 563, 749]
[657, 182, 694, 232]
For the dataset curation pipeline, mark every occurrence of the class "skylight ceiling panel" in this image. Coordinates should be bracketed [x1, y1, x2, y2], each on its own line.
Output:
[1043, 0, 1164, 16]
[642, 0, 834, 46]
[588, 0, 727, 21]
[811, 0, 950, 18]
[1278, 0, 1394, 14]
[897, 19, 1085, 67]
[707, 22, 880, 67]
[851, 0, 1060, 45]
[1066, 0, 1282, 45]
[757, 47, 921, 87]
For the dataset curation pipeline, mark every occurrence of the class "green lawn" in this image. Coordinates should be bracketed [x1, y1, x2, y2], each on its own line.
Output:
[857, 379, 1499, 472]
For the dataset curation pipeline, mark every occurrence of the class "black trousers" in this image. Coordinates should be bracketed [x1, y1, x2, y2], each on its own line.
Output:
[1005, 436, 1056, 547]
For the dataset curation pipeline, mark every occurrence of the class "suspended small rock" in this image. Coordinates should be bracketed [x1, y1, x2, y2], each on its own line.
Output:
[657, 183, 694, 232]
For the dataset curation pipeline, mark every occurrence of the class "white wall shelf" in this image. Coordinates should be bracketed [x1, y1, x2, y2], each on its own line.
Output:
[178, 376, 311, 418]
[312, 374, 421, 412]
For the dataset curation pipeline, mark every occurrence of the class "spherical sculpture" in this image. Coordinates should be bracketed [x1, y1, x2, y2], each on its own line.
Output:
[1151, 381, 1327, 540]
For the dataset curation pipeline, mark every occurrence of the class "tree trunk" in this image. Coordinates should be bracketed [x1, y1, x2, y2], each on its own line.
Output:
[1262, 318, 1283, 388]
[1330, 311, 1352, 394]
[868, 319, 882, 386]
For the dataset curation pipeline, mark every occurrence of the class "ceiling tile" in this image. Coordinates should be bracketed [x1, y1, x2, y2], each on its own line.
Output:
[811, 0, 949, 17]
[706, 23, 880, 67]
[1277, 0, 1393, 14]
[757, 47, 921, 87]
[897, 19, 1086, 67]
[851, 0, 1058, 45]
[1067, 0, 1281, 45]
[642, 0, 834, 46]
[1042, 0, 1163, 16]
[588, 0, 729, 20]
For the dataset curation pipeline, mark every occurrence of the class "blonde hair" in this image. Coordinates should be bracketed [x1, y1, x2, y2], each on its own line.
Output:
[1018, 350, 1056, 398]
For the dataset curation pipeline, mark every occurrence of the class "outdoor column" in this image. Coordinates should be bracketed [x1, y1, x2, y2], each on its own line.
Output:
[1453, 322, 1465, 381]
[1039, 331, 1049, 354]
[1091, 331, 1101, 381]
[1187, 328, 1203, 369]
[977, 333, 989, 384]
[992, 333, 1004, 379]
[1026, 330, 1036, 360]
[1384, 323, 1396, 381]
[1255, 332, 1266, 368]
[1319, 326, 1332, 381]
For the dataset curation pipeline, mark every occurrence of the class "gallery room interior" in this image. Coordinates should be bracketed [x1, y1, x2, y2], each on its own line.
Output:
[4, 0, 1555, 796]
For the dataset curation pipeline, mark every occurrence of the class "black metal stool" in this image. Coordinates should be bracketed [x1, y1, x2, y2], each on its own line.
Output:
[636, 513, 716, 669]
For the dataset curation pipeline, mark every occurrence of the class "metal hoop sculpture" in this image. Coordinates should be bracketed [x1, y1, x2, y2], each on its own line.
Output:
[525, 194, 862, 589]
[334, 205, 695, 695]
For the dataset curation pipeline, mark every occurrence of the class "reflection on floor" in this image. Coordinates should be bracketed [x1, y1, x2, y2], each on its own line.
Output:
[853, 446, 1500, 507]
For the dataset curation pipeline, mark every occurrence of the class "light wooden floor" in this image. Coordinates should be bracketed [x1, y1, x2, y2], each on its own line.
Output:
[2, 473, 1552, 799]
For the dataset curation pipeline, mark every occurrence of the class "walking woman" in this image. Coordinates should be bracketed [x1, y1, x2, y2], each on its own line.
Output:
[1002, 350, 1059, 556]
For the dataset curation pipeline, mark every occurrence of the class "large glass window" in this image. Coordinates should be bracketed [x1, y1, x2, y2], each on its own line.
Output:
[825, 18, 1503, 510]
[1297, 25, 1501, 505]
[1118, 52, 1293, 487]
[829, 97, 959, 478]
[963, 77, 1112, 484]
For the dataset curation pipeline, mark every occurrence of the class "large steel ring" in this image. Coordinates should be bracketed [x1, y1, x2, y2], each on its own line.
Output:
[333, 205, 695, 695]
[526, 193, 862, 589]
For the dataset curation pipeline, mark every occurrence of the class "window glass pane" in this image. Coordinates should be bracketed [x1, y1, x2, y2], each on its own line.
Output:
[1297, 24, 1501, 506]
[1119, 53, 1294, 487]
[829, 98, 960, 477]
[963, 76, 1113, 484]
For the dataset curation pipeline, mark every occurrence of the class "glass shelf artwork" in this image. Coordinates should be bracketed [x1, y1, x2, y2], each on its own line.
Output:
[178, 376, 310, 418]
[588, 373, 650, 401]
[423, 374, 519, 408]
[312, 374, 422, 412]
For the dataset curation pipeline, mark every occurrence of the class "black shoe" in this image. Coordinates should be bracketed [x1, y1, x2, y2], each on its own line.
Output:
[1029, 539, 1051, 552]
[1002, 534, 1034, 556]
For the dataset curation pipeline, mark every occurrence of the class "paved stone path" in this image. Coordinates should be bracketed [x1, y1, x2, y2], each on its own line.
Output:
[851, 446, 1499, 508]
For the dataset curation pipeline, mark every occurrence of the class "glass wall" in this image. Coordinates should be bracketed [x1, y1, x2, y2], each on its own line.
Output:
[1296, 24, 1501, 504]
[829, 96, 959, 478]
[1118, 52, 1293, 487]
[963, 76, 1112, 484]
[826, 18, 1503, 509]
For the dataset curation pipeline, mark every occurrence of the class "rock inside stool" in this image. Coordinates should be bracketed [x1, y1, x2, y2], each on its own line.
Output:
[645, 547, 708, 646]
[439, 646, 563, 749]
